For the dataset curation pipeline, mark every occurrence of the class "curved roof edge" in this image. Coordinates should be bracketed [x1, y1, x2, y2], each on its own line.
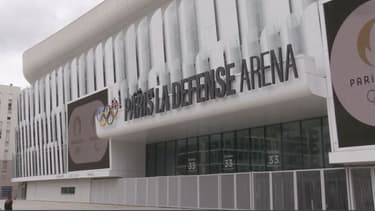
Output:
[23, 0, 171, 83]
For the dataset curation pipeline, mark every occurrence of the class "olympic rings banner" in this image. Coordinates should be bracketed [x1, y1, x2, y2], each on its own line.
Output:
[96, 98, 119, 127]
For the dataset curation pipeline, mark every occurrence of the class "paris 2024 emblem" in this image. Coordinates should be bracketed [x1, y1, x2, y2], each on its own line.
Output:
[330, 0, 375, 126]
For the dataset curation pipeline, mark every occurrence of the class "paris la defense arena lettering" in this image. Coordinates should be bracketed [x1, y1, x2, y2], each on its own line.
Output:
[124, 44, 298, 121]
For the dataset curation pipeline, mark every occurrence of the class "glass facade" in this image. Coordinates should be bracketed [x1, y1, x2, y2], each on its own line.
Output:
[146, 117, 332, 177]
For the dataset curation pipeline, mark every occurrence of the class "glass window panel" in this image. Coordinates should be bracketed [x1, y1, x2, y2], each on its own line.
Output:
[187, 137, 198, 175]
[266, 125, 281, 171]
[166, 141, 176, 176]
[222, 131, 236, 173]
[236, 129, 250, 172]
[272, 172, 294, 210]
[324, 169, 348, 210]
[297, 171, 322, 210]
[254, 173, 270, 209]
[209, 134, 222, 174]
[322, 117, 332, 168]
[156, 142, 166, 176]
[301, 119, 323, 169]
[282, 121, 303, 170]
[176, 139, 187, 175]
[351, 168, 374, 210]
[250, 127, 266, 171]
[146, 144, 156, 177]
[198, 136, 209, 175]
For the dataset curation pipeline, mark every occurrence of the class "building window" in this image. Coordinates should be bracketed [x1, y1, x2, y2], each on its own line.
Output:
[145, 116, 331, 177]
[146, 144, 156, 177]
[301, 119, 323, 169]
[265, 125, 282, 171]
[61, 187, 75, 195]
[236, 129, 250, 172]
[282, 121, 302, 170]
[187, 137, 198, 175]
[176, 139, 187, 175]
[7, 100, 12, 113]
[222, 131, 236, 173]
[156, 142, 166, 176]
[198, 136, 209, 175]
[250, 127, 266, 171]
[165, 141, 176, 176]
[322, 117, 332, 168]
[209, 134, 222, 174]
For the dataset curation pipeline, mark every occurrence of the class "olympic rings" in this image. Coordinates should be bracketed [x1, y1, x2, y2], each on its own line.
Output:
[96, 99, 119, 127]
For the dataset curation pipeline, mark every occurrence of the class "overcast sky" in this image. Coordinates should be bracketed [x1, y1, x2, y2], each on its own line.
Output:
[0, 0, 102, 89]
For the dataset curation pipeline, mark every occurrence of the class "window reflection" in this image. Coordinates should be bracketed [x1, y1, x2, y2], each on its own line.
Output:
[156, 142, 166, 176]
[222, 132, 236, 173]
[198, 136, 209, 175]
[237, 129, 250, 172]
[187, 137, 198, 175]
[282, 122, 302, 170]
[166, 141, 176, 176]
[176, 139, 187, 175]
[302, 119, 323, 169]
[209, 134, 222, 174]
[145, 117, 331, 177]
[250, 127, 266, 171]
[265, 125, 281, 171]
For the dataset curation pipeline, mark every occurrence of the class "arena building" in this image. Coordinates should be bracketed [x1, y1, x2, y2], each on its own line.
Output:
[13, 0, 375, 210]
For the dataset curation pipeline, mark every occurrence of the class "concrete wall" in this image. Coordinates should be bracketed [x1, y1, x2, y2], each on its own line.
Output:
[111, 141, 145, 178]
[26, 179, 91, 202]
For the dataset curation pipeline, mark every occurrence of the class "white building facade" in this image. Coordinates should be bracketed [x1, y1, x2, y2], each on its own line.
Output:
[0, 84, 20, 199]
[13, 0, 375, 210]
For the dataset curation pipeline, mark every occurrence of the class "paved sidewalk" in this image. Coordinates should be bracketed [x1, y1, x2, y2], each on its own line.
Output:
[0, 200, 178, 210]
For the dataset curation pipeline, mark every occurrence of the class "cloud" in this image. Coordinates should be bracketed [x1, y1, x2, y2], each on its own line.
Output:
[0, 0, 102, 88]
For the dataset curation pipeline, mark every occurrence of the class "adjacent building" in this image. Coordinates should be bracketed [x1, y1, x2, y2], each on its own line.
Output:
[0, 84, 20, 199]
[13, 0, 375, 210]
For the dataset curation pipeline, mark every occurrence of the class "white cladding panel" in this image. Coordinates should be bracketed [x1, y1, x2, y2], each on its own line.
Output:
[51, 71, 57, 108]
[237, 0, 261, 58]
[114, 32, 126, 84]
[150, 9, 169, 86]
[164, 1, 182, 83]
[178, 0, 198, 78]
[63, 63, 71, 103]
[137, 18, 151, 91]
[78, 54, 87, 97]
[70, 59, 79, 100]
[104, 36, 115, 86]
[195, 0, 217, 53]
[125, 25, 138, 94]
[215, 0, 240, 47]
[57, 67, 64, 106]
[44, 75, 51, 116]
[95, 43, 105, 90]
[86, 48, 96, 93]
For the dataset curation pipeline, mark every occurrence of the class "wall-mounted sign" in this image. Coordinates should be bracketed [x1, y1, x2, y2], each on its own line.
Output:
[324, 0, 375, 148]
[68, 89, 110, 171]
[124, 44, 298, 122]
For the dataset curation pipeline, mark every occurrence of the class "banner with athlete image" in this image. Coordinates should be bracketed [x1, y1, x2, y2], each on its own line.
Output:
[67, 89, 110, 171]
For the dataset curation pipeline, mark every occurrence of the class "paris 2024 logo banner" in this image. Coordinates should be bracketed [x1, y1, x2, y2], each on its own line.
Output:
[67, 89, 110, 171]
[325, 0, 375, 147]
